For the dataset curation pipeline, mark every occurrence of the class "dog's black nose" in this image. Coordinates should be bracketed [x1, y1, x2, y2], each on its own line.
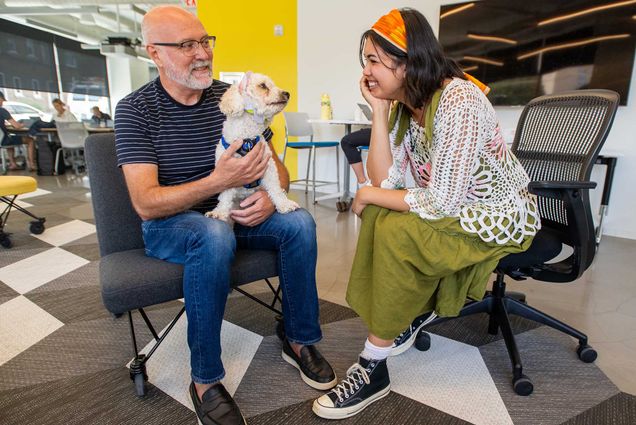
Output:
[282, 91, 290, 100]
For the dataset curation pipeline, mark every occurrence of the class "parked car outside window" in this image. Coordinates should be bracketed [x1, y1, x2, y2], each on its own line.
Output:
[2, 101, 52, 123]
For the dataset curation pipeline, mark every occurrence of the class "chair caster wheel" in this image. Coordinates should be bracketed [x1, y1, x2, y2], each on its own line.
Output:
[336, 201, 351, 212]
[414, 329, 431, 351]
[577, 344, 597, 363]
[29, 220, 45, 235]
[0, 234, 12, 248]
[513, 374, 533, 396]
[275, 316, 285, 341]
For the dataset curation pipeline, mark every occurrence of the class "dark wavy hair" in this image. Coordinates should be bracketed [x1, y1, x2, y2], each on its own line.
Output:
[359, 8, 464, 110]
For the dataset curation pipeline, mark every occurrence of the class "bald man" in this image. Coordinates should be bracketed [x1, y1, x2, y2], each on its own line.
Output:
[114, 6, 336, 425]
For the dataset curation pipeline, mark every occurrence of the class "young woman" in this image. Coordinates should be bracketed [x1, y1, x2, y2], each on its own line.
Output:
[313, 8, 540, 420]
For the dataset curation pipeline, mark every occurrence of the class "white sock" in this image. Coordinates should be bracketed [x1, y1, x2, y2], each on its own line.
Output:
[360, 338, 392, 361]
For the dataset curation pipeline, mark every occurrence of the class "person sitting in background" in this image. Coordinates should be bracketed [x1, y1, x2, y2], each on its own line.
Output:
[340, 128, 371, 186]
[0, 91, 36, 171]
[90, 106, 112, 126]
[27, 98, 78, 137]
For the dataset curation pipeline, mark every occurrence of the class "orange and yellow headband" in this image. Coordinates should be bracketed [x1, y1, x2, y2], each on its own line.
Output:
[371, 9, 408, 52]
[371, 9, 490, 95]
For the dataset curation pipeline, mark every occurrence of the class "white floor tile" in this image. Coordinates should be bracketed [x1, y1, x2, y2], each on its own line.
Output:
[18, 188, 51, 200]
[13, 199, 33, 209]
[134, 315, 262, 411]
[389, 333, 513, 425]
[32, 219, 95, 246]
[0, 295, 64, 366]
[0, 247, 89, 294]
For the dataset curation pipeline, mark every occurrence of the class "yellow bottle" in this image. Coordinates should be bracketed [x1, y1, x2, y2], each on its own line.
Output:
[320, 93, 333, 120]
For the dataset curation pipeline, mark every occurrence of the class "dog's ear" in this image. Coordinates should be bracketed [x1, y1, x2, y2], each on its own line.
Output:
[238, 71, 252, 95]
[219, 84, 244, 117]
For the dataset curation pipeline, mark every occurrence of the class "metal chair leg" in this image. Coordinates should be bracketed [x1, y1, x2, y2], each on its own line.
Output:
[305, 148, 312, 194]
[312, 146, 317, 204]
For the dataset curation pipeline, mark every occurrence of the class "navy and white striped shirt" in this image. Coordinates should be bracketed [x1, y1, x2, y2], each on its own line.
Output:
[115, 78, 272, 214]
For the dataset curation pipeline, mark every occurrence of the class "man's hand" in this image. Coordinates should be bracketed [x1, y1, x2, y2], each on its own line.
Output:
[231, 190, 275, 226]
[213, 139, 271, 190]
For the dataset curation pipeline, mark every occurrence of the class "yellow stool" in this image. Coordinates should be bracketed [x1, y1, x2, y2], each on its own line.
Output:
[0, 176, 46, 248]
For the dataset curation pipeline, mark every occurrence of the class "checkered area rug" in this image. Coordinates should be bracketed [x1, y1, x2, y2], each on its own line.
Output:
[1, 186, 635, 425]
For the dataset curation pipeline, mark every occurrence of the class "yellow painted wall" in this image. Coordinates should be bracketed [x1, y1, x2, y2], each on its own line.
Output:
[198, 1, 298, 177]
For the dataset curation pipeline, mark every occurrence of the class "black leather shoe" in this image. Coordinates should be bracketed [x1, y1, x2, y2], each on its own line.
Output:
[281, 339, 337, 390]
[189, 382, 246, 425]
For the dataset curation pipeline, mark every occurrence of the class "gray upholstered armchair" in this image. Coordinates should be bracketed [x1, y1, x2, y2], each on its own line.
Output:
[85, 134, 283, 396]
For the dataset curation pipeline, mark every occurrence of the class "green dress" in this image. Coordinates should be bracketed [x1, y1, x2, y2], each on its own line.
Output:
[346, 205, 533, 340]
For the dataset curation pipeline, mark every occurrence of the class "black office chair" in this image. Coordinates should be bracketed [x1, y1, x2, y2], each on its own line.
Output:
[414, 90, 620, 396]
[85, 134, 283, 396]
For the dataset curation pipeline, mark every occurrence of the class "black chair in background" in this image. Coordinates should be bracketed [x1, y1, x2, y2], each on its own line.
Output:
[415, 90, 620, 396]
[85, 134, 283, 396]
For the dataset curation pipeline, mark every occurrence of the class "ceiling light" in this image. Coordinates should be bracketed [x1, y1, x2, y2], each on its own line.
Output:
[467, 33, 517, 45]
[538, 0, 636, 26]
[518, 34, 630, 60]
[440, 2, 475, 20]
[463, 55, 504, 66]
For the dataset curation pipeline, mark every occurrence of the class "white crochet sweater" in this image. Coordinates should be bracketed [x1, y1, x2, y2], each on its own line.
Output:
[381, 78, 541, 245]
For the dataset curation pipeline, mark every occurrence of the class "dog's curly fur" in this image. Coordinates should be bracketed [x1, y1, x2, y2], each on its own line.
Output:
[205, 72, 298, 224]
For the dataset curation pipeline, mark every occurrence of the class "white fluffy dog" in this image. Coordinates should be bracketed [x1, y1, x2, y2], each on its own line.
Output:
[206, 72, 299, 224]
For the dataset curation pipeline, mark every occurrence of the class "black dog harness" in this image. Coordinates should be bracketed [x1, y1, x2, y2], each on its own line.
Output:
[220, 135, 262, 188]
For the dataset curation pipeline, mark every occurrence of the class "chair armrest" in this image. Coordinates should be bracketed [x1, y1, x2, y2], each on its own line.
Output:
[528, 180, 596, 193]
[528, 181, 596, 201]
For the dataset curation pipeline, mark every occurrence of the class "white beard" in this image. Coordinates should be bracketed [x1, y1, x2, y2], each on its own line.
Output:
[164, 59, 213, 90]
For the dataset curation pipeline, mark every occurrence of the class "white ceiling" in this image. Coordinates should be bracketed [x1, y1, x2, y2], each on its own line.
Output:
[0, 1, 191, 45]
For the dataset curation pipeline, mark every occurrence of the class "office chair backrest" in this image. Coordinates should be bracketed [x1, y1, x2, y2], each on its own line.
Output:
[56, 121, 89, 149]
[85, 134, 145, 257]
[283, 112, 314, 138]
[511, 90, 619, 276]
[512, 90, 619, 225]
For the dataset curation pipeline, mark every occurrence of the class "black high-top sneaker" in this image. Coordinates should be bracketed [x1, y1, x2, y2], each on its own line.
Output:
[312, 357, 390, 420]
[390, 311, 437, 356]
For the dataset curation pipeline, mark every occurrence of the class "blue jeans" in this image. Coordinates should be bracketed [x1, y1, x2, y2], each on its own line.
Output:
[141, 209, 322, 384]
[27, 119, 55, 137]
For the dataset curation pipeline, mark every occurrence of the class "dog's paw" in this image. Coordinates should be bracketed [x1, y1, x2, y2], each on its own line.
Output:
[205, 211, 230, 222]
[276, 199, 300, 214]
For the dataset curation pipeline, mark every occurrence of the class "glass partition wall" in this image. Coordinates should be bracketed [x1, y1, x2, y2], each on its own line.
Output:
[0, 18, 110, 121]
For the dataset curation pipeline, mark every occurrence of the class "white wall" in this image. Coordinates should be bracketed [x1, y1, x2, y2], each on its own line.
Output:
[298, 0, 636, 240]
[106, 56, 151, 111]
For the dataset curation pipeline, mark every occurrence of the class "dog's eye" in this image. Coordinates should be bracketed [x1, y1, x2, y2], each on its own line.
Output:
[259, 83, 268, 89]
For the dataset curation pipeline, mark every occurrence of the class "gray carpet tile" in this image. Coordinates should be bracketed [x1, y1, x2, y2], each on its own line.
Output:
[224, 290, 358, 337]
[562, 392, 636, 425]
[0, 303, 183, 392]
[61, 233, 100, 261]
[234, 317, 369, 418]
[0, 280, 18, 305]
[8, 210, 76, 230]
[0, 238, 51, 261]
[28, 260, 100, 294]
[425, 312, 542, 347]
[0, 367, 195, 425]
[247, 393, 473, 425]
[26, 285, 109, 324]
[480, 326, 620, 425]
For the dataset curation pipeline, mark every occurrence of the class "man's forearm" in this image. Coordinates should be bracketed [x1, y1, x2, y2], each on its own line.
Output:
[124, 168, 226, 221]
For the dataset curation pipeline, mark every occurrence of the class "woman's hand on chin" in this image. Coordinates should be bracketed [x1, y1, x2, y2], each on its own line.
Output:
[359, 75, 391, 113]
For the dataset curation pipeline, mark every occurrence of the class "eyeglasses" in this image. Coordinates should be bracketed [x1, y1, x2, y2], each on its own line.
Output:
[150, 35, 216, 56]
